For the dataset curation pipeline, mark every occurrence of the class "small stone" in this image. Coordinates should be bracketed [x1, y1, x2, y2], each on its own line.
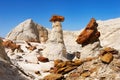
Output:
[100, 53, 113, 64]
[81, 70, 91, 77]
[35, 71, 41, 75]
[37, 56, 49, 62]
[26, 46, 36, 51]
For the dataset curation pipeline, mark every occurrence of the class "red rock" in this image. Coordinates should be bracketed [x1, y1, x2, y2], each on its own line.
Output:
[37, 56, 49, 62]
[76, 18, 100, 46]
[2, 40, 21, 51]
[49, 15, 64, 22]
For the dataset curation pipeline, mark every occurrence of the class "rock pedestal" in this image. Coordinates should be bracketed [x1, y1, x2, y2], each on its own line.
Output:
[42, 15, 67, 60]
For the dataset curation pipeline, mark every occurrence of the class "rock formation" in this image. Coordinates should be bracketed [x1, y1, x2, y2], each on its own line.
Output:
[0, 38, 28, 80]
[6, 19, 48, 43]
[42, 15, 67, 60]
[37, 24, 48, 43]
[2, 40, 22, 52]
[76, 18, 100, 46]
[66, 47, 120, 80]
[75, 18, 101, 59]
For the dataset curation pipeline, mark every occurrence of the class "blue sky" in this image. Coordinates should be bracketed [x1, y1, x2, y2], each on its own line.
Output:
[0, 0, 120, 37]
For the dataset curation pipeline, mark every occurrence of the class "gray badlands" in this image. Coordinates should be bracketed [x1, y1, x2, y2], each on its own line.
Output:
[0, 16, 120, 80]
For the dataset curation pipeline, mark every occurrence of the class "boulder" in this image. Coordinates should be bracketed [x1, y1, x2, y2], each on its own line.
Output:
[6, 19, 48, 43]
[76, 18, 100, 46]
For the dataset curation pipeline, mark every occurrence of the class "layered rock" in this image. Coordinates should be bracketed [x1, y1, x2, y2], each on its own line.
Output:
[6, 19, 48, 43]
[0, 38, 28, 80]
[42, 15, 67, 60]
[66, 47, 120, 80]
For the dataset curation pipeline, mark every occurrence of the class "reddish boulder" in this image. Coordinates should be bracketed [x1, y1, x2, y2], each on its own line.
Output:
[76, 18, 100, 46]
[37, 56, 49, 62]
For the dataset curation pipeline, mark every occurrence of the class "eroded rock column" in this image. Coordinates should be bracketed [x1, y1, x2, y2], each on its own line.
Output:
[42, 15, 67, 60]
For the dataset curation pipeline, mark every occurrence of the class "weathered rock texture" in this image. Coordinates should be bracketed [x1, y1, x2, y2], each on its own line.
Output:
[66, 47, 120, 80]
[6, 19, 48, 43]
[37, 24, 48, 43]
[97, 18, 120, 50]
[0, 38, 28, 80]
[76, 18, 101, 59]
[100, 47, 118, 64]
[42, 15, 67, 60]
[76, 18, 100, 46]
[2, 40, 22, 52]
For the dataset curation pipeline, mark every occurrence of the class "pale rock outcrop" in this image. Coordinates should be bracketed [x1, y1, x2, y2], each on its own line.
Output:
[0, 38, 28, 80]
[42, 15, 67, 60]
[6, 19, 48, 43]
[37, 25, 48, 43]
[97, 18, 120, 50]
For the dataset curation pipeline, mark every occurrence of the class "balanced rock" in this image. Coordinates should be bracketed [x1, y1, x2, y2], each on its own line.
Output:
[42, 15, 67, 60]
[76, 18, 100, 46]
[76, 18, 101, 59]
[6, 19, 48, 43]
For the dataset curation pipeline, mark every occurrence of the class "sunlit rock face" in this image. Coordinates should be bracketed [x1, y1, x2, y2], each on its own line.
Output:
[37, 24, 48, 43]
[76, 18, 100, 46]
[42, 15, 67, 60]
[97, 18, 120, 50]
[6, 19, 48, 43]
